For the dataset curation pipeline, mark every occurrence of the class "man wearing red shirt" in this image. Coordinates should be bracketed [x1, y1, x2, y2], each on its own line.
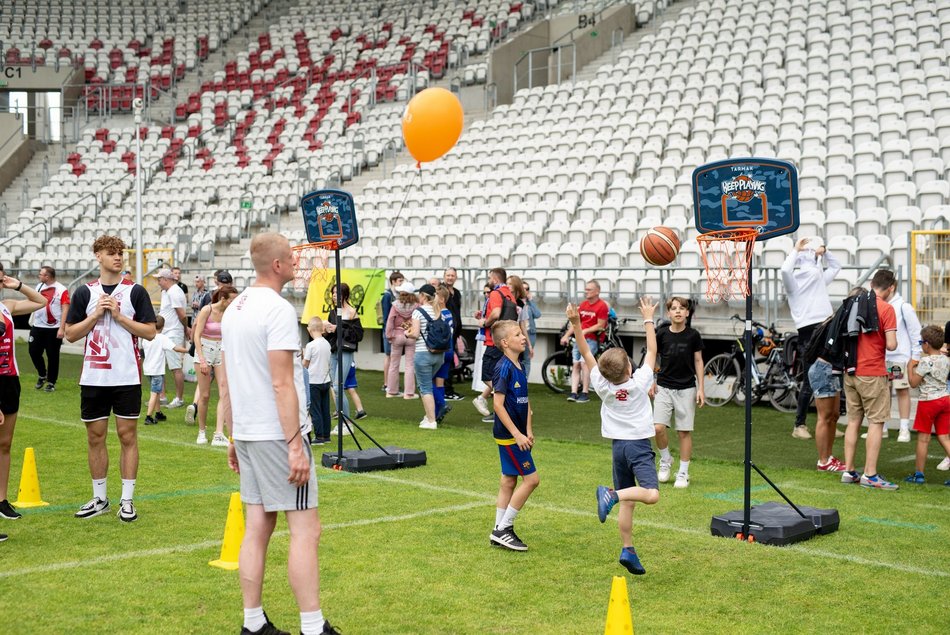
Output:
[841, 270, 899, 490]
[560, 280, 609, 403]
[472, 268, 517, 420]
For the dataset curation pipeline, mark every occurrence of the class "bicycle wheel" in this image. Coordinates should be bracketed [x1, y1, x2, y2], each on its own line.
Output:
[767, 363, 799, 412]
[703, 353, 741, 407]
[541, 350, 573, 394]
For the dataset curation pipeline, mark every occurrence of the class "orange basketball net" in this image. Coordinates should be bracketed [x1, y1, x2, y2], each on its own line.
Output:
[291, 242, 334, 294]
[696, 228, 758, 303]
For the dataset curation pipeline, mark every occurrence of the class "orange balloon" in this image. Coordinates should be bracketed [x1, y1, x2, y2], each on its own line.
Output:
[402, 87, 464, 164]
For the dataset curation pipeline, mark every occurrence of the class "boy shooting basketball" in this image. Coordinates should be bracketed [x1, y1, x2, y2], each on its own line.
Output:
[568, 298, 660, 575]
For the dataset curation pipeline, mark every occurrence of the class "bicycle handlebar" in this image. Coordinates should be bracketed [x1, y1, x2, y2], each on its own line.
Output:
[730, 314, 774, 333]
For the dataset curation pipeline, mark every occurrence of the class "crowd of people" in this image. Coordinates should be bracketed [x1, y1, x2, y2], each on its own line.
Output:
[0, 230, 948, 618]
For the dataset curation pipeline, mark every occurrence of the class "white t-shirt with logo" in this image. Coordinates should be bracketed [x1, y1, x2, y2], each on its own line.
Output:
[304, 337, 332, 384]
[160, 284, 187, 341]
[32, 281, 70, 328]
[222, 286, 309, 441]
[590, 364, 656, 440]
[142, 333, 177, 376]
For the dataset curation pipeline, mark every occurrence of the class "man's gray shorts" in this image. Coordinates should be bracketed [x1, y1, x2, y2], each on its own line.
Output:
[235, 438, 318, 512]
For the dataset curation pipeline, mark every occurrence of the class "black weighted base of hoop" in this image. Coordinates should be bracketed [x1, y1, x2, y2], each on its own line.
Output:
[711, 502, 839, 546]
[321, 446, 427, 472]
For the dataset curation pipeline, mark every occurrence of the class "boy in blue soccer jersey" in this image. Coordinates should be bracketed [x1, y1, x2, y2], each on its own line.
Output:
[489, 319, 538, 552]
[568, 297, 660, 575]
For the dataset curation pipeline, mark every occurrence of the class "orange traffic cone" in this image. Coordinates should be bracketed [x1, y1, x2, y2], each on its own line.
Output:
[604, 576, 634, 634]
[13, 447, 49, 508]
[209, 492, 244, 570]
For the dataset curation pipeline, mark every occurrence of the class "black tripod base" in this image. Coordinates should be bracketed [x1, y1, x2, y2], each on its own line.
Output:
[710, 502, 840, 546]
[321, 446, 427, 472]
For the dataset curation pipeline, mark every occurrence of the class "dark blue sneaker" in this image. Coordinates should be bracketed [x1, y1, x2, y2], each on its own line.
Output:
[575, 393, 590, 403]
[619, 547, 645, 575]
[597, 486, 617, 523]
[567, 393, 577, 402]
[904, 471, 925, 484]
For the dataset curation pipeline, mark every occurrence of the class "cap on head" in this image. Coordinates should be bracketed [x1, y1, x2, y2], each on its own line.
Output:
[154, 268, 175, 280]
[418, 283, 437, 297]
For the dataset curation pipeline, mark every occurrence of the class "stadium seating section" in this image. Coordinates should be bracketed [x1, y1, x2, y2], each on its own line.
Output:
[2, 0, 949, 310]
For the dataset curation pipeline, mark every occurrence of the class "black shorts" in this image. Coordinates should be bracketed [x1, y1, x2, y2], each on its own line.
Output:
[80, 384, 142, 422]
[0, 375, 21, 415]
[481, 345, 503, 383]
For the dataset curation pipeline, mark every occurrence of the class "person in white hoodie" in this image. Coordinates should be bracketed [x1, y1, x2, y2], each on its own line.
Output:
[781, 236, 842, 440]
[873, 286, 921, 442]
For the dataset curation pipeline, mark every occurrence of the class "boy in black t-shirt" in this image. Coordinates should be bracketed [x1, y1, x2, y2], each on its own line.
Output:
[653, 297, 704, 489]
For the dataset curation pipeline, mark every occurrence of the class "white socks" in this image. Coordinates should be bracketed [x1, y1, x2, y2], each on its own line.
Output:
[300, 609, 325, 635]
[244, 607, 266, 632]
[678, 460, 690, 475]
[92, 478, 107, 501]
[121, 479, 136, 502]
[499, 505, 520, 530]
[659, 447, 672, 462]
[495, 507, 505, 529]
[899, 418, 910, 431]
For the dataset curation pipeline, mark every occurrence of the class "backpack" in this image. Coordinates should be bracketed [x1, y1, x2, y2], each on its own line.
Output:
[494, 289, 520, 322]
[418, 309, 452, 353]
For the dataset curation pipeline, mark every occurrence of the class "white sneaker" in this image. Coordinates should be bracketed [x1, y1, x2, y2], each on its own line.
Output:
[330, 424, 351, 436]
[861, 429, 889, 440]
[210, 432, 229, 447]
[674, 472, 690, 489]
[184, 403, 197, 424]
[897, 428, 911, 443]
[196, 432, 207, 445]
[658, 458, 673, 483]
[167, 397, 184, 409]
[473, 395, 490, 416]
[419, 417, 438, 430]
[937, 456, 950, 471]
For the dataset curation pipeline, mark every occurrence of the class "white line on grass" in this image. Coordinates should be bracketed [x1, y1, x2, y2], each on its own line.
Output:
[22, 416, 949, 579]
[353, 472, 950, 578]
[0, 501, 485, 579]
[28, 415, 222, 450]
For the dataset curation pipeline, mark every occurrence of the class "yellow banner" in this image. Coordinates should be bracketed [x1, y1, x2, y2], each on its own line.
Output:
[301, 269, 388, 328]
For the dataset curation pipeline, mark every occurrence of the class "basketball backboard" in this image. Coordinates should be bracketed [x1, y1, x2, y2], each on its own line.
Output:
[300, 189, 359, 250]
[692, 158, 800, 240]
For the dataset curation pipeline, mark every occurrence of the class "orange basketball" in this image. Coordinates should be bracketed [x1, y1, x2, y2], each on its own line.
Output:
[733, 175, 754, 202]
[640, 227, 681, 266]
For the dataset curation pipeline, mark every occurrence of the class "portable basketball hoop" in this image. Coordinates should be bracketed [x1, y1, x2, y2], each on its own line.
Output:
[696, 228, 758, 303]
[297, 188, 426, 472]
[692, 158, 838, 546]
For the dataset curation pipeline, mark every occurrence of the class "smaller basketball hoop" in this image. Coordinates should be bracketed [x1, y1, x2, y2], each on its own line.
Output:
[291, 242, 333, 294]
[696, 228, 759, 303]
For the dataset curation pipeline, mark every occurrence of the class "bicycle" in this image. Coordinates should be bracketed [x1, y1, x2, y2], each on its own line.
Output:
[703, 315, 801, 412]
[541, 316, 634, 393]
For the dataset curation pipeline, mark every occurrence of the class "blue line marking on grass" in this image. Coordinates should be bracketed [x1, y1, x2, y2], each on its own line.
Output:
[703, 484, 769, 504]
[858, 516, 937, 532]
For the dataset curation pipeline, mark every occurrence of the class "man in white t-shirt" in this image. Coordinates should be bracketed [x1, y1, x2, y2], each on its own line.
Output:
[29, 265, 70, 392]
[217, 233, 338, 635]
[154, 268, 190, 408]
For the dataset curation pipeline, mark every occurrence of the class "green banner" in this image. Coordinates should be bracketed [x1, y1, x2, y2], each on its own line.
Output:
[301, 269, 387, 328]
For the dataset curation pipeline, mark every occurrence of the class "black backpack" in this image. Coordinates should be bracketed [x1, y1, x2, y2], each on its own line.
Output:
[419, 309, 452, 353]
[493, 289, 520, 322]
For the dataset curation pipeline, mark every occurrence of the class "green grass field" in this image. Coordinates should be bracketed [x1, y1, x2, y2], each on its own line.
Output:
[1, 344, 947, 634]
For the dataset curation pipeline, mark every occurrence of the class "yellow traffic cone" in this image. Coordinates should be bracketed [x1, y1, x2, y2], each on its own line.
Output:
[209, 492, 244, 570]
[13, 447, 49, 508]
[604, 576, 634, 635]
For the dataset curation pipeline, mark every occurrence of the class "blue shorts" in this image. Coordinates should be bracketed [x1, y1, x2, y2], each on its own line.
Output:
[382, 337, 392, 355]
[344, 364, 358, 390]
[808, 359, 841, 399]
[498, 441, 537, 476]
[612, 439, 658, 490]
[572, 338, 600, 362]
[147, 374, 164, 393]
[435, 350, 453, 380]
